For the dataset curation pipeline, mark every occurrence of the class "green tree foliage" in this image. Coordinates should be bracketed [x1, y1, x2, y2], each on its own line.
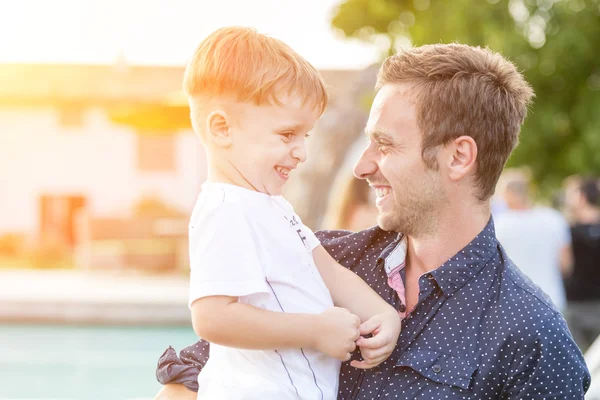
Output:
[332, 0, 600, 191]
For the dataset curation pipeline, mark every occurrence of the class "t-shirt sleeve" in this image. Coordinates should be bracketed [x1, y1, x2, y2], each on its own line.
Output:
[188, 204, 270, 308]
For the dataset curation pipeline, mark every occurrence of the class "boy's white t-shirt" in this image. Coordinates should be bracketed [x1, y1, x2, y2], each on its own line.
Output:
[188, 182, 340, 400]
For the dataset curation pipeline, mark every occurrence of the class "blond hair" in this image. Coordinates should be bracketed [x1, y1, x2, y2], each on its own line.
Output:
[184, 26, 327, 132]
[377, 44, 534, 201]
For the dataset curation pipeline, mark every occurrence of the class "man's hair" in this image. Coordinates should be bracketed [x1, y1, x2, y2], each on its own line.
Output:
[183, 26, 327, 128]
[377, 43, 534, 201]
[580, 177, 600, 206]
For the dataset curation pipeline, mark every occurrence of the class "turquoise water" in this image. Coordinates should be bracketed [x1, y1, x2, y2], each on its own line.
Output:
[0, 323, 198, 400]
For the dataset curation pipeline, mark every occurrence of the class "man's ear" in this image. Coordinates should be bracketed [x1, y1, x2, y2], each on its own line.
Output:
[206, 110, 233, 147]
[446, 135, 478, 181]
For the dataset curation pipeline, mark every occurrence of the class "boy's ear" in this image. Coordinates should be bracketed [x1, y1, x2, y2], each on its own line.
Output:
[206, 110, 233, 147]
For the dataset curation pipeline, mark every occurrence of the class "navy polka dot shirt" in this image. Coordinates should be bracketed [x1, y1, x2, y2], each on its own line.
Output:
[157, 218, 590, 399]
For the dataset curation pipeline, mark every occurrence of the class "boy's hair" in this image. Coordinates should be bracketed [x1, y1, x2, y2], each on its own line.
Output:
[377, 43, 534, 201]
[184, 26, 328, 130]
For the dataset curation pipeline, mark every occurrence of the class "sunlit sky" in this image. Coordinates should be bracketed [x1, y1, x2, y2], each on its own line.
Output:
[0, 0, 382, 69]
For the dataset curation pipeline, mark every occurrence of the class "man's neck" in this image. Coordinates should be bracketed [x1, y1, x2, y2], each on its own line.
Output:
[406, 203, 491, 276]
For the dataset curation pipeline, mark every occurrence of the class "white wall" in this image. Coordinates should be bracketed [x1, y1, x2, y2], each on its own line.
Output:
[0, 106, 206, 235]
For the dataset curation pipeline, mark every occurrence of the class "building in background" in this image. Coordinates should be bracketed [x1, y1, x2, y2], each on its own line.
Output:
[0, 63, 359, 270]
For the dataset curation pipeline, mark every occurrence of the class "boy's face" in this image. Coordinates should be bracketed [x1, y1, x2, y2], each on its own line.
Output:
[226, 93, 320, 196]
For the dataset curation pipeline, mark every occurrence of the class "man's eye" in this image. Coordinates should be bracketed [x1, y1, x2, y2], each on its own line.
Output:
[378, 143, 390, 153]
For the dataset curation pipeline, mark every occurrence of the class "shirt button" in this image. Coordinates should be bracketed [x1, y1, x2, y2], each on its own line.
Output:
[373, 366, 382, 374]
[426, 274, 435, 280]
[432, 364, 442, 373]
[398, 304, 406, 312]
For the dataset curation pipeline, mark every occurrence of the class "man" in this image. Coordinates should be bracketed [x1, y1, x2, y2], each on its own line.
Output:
[155, 44, 590, 399]
[494, 169, 572, 311]
[564, 177, 600, 352]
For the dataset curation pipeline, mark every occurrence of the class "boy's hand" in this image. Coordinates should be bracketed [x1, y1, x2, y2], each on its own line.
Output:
[351, 310, 401, 369]
[314, 307, 361, 361]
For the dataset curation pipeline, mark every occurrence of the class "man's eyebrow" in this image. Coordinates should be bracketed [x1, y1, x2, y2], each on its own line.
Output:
[365, 129, 394, 142]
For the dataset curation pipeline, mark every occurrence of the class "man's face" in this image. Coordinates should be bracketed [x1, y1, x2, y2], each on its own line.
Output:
[227, 94, 320, 196]
[353, 83, 446, 236]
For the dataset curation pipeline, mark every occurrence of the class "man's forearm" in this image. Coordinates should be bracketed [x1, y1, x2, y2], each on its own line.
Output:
[192, 297, 321, 350]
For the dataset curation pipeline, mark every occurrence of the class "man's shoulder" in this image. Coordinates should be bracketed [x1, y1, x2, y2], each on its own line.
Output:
[495, 257, 563, 329]
[316, 226, 397, 265]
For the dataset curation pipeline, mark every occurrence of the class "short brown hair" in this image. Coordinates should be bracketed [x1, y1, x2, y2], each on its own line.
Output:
[377, 43, 534, 201]
[184, 26, 327, 116]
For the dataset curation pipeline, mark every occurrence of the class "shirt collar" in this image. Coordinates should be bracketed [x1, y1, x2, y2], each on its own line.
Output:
[430, 217, 498, 296]
[375, 217, 499, 295]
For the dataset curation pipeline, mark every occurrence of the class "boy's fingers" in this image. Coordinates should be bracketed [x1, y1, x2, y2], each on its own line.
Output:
[356, 333, 388, 349]
[350, 358, 385, 369]
[361, 346, 390, 361]
[358, 318, 380, 336]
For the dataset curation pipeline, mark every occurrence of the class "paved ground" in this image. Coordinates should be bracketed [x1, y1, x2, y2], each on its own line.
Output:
[0, 268, 190, 324]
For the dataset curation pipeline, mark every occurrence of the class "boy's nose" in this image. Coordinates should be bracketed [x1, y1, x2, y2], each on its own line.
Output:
[291, 143, 307, 163]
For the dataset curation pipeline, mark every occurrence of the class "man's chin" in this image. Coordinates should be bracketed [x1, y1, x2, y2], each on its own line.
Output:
[377, 214, 400, 233]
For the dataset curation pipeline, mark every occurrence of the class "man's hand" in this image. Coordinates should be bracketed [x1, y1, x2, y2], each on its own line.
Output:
[314, 307, 361, 361]
[153, 384, 197, 400]
[351, 310, 401, 369]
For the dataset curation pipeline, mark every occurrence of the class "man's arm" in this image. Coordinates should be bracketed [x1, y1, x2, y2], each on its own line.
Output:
[501, 315, 591, 398]
[559, 244, 574, 278]
[156, 343, 209, 391]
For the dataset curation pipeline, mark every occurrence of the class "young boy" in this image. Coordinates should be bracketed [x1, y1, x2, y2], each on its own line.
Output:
[185, 26, 401, 400]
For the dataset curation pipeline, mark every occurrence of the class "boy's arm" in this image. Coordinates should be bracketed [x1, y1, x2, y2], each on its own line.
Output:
[192, 295, 360, 361]
[313, 245, 395, 322]
[313, 244, 401, 369]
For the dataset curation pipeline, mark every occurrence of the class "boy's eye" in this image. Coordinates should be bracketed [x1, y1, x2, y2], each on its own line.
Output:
[280, 132, 295, 141]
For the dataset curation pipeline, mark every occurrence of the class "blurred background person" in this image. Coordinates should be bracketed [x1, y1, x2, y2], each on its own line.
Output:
[494, 169, 571, 311]
[564, 177, 600, 353]
[322, 173, 378, 231]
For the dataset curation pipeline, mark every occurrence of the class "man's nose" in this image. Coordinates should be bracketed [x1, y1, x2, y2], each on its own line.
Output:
[353, 147, 378, 180]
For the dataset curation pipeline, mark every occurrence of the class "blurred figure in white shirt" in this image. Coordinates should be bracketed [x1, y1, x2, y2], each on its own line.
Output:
[495, 169, 571, 311]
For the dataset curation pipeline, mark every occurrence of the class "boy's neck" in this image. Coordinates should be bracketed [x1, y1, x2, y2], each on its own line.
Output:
[206, 161, 258, 193]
